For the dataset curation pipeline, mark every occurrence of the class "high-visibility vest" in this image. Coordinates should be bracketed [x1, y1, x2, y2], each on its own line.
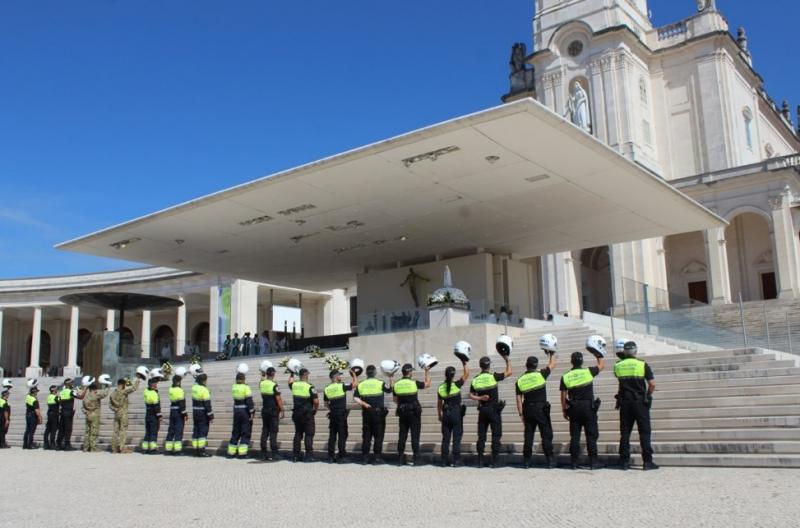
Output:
[260, 379, 277, 396]
[26, 394, 37, 408]
[47, 394, 58, 406]
[0, 399, 6, 409]
[291, 381, 312, 399]
[614, 358, 646, 379]
[357, 378, 384, 397]
[516, 371, 547, 393]
[471, 372, 498, 391]
[324, 383, 346, 400]
[437, 382, 461, 399]
[169, 387, 185, 402]
[192, 384, 211, 401]
[143, 388, 160, 405]
[561, 368, 594, 389]
[59, 388, 73, 401]
[231, 383, 252, 400]
[393, 378, 418, 396]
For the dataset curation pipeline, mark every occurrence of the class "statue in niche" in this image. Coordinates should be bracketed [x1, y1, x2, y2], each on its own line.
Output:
[400, 267, 429, 308]
[564, 80, 591, 133]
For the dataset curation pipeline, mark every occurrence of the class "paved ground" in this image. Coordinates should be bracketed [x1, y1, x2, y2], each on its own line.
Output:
[1, 451, 799, 527]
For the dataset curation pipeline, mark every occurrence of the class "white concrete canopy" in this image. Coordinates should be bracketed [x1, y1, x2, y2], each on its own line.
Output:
[57, 98, 725, 291]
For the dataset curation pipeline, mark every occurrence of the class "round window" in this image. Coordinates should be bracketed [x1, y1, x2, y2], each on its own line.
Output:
[567, 40, 584, 57]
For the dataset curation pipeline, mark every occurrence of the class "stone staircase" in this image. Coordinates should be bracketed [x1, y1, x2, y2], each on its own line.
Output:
[4, 324, 800, 467]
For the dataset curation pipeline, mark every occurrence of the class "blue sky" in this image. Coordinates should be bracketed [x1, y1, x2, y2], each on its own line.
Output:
[1, 0, 797, 279]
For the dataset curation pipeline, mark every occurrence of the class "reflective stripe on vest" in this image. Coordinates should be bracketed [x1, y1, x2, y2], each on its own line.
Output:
[260, 379, 276, 396]
[393, 378, 418, 396]
[291, 381, 312, 398]
[516, 372, 546, 393]
[437, 382, 460, 399]
[471, 372, 498, 391]
[143, 389, 160, 405]
[169, 387, 185, 402]
[324, 383, 345, 400]
[357, 378, 384, 397]
[192, 384, 210, 401]
[232, 383, 252, 400]
[614, 358, 646, 379]
[561, 368, 594, 389]
[47, 394, 58, 405]
[59, 388, 73, 401]
[26, 394, 36, 407]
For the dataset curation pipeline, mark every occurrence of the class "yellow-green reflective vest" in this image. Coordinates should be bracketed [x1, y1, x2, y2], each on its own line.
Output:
[47, 394, 58, 405]
[394, 378, 418, 396]
[437, 382, 460, 399]
[59, 388, 73, 401]
[357, 378, 384, 397]
[471, 372, 498, 391]
[324, 383, 345, 400]
[614, 358, 646, 379]
[0, 399, 6, 409]
[561, 368, 594, 389]
[168, 387, 185, 402]
[192, 384, 211, 401]
[516, 372, 546, 393]
[260, 379, 277, 395]
[143, 388, 160, 405]
[231, 383, 252, 400]
[26, 394, 36, 408]
[291, 381, 312, 398]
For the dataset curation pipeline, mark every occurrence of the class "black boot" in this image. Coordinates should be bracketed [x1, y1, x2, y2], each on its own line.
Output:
[570, 457, 579, 470]
[590, 456, 604, 470]
[620, 458, 631, 471]
[643, 461, 660, 471]
[477, 455, 485, 468]
[523, 457, 532, 469]
[546, 455, 557, 469]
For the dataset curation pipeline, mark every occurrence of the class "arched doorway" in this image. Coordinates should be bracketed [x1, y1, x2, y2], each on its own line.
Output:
[580, 246, 612, 314]
[152, 325, 175, 360]
[192, 322, 209, 355]
[77, 329, 92, 368]
[25, 330, 52, 373]
[726, 212, 775, 301]
[664, 231, 709, 305]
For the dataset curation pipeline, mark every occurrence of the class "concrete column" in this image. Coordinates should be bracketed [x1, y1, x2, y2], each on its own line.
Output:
[704, 227, 733, 304]
[0, 309, 4, 377]
[770, 188, 800, 299]
[231, 280, 258, 336]
[540, 252, 581, 317]
[64, 306, 81, 378]
[176, 296, 187, 356]
[209, 286, 220, 353]
[27, 307, 43, 378]
[106, 309, 115, 331]
[141, 310, 151, 359]
[322, 289, 351, 336]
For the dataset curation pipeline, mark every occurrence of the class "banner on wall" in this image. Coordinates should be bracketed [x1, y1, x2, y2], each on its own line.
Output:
[218, 284, 232, 352]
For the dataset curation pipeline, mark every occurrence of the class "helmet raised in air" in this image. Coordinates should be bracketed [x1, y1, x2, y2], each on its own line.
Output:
[538, 334, 558, 354]
[496, 335, 513, 357]
[585, 335, 607, 358]
[453, 341, 471, 363]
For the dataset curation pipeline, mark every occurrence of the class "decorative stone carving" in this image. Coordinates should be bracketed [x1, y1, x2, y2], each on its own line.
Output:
[754, 250, 774, 266]
[588, 55, 613, 73]
[506, 42, 536, 97]
[564, 80, 592, 133]
[680, 260, 708, 275]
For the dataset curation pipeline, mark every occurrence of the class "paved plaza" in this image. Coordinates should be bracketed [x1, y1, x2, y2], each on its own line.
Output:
[1, 451, 798, 527]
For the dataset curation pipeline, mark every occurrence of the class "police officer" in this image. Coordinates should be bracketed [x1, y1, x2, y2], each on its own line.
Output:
[109, 377, 140, 454]
[393, 362, 431, 466]
[142, 377, 162, 454]
[259, 367, 284, 461]
[516, 352, 557, 469]
[469, 355, 512, 468]
[23, 382, 42, 449]
[323, 367, 358, 463]
[56, 378, 86, 451]
[228, 372, 255, 458]
[288, 368, 318, 462]
[165, 374, 188, 455]
[353, 364, 393, 465]
[0, 390, 9, 448]
[191, 373, 214, 457]
[560, 336, 606, 470]
[437, 359, 469, 467]
[614, 341, 658, 471]
[43, 385, 59, 450]
[82, 381, 111, 452]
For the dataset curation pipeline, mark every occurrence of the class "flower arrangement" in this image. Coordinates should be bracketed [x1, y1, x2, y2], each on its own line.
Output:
[427, 289, 470, 310]
[190, 352, 203, 365]
[160, 361, 173, 377]
[324, 355, 349, 372]
[277, 356, 290, 368]
[306, 345, 324, 358]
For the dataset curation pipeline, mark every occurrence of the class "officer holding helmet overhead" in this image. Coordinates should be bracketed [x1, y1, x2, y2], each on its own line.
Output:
[560, 335, 606, 470]
[614, 341, 658, 471]
[516, 334, 558, 469]
[353, 364, 394, 465]
[323, 366, 358, 463]
[469, 335, 513, 468]
[438, 341, 470, 467]
[393, 359, 432, 466]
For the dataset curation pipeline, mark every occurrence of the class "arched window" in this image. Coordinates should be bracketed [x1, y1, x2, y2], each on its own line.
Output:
[743, 107, 754, 151]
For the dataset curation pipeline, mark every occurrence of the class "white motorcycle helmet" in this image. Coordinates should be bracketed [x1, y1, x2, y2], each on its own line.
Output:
[380, 359, 401, 376]
[614, 338, 627, 359]
[1, 378, 12, 389]
[149, 368, 164, 381]
[237, 363, 249, 375]
[27, 378, 38, 389]
[174, 366, 188, 378]
[135, 366, 150, 380]
[81, 376, 95, 386]
[349, 358, 365, 376]
[539, 333, 558, 354]
[495, 335, 513, 357]
[188, 363, 203, 378]
[259, 360, 274, 373]
[286, 358, 303, 375]
[453, 341, 471, 363]
[417, 353, 438, 370]
[585, 335, 607, 358]
[98, 374, 112, 386]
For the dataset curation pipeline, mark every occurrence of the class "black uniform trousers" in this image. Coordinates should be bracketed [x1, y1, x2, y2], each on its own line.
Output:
[619, 400, 653, 463]
[166, 410, 185, 448]
[57, 410, 75, 448]
[440, 405, 463, 463]
[522, 402, 554, 459]
[192, 411, 210, 444]
[144, 411, 160, 446]
[230, 408, 252, 447]
[397, 404, 422, 457]
[568, 399, 599, 460]
[476, 404, 502, 459]
[0, 414, 6, 447]
[361, 407, 386, 457]
[24, 413, 38, 448]
[292, 410, 315, 456]
[260, 410, 280, 454]
[44, 411, 58, 448]
[327, 409, 348, 458]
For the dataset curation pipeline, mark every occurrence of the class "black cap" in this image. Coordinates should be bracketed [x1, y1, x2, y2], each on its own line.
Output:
[329, 370, 341, 379]
[401, 363, 414, 375]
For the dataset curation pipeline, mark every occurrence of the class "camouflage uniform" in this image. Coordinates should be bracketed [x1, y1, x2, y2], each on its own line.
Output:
[82, 388, 111, 452]
[109, 379, 140, 453]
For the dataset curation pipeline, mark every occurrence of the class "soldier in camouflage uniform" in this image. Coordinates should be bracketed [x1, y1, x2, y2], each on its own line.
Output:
[82, 382, 111, 452]
[109, 378, 140, 453]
